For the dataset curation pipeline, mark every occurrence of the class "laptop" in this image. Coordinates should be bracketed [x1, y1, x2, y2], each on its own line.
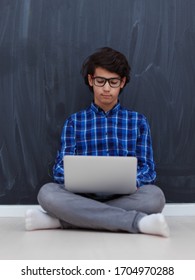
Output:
[63, 155, 137, 194]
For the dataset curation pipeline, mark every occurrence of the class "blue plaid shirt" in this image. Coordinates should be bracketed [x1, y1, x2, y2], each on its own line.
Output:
[53, 102, 156, 187]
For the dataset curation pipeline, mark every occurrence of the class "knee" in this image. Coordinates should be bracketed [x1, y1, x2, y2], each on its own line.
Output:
[146, 185, 166, 213]
[37, 182, 58, 209]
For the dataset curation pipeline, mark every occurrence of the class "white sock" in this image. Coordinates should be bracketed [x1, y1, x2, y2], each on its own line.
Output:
[138, 213, 170, 237]
[25, 209, 61, 231]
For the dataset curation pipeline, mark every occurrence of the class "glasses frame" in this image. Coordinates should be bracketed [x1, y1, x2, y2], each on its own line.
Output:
[92, 76, 122, 88]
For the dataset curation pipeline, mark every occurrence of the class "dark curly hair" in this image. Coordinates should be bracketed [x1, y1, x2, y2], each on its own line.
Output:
[81, 47, 131, 92]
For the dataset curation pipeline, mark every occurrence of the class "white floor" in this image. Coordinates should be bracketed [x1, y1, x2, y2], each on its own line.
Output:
[0, 205, 195, 260]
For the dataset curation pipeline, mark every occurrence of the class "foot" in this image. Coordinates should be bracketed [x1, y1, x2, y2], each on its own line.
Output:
[138, 213, 170, 237]
[25, 209, 61, 231]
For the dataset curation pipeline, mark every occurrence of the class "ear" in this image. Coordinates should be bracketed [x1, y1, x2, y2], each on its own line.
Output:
[120, 77, 126, 89]
[88, 74, 93, 87]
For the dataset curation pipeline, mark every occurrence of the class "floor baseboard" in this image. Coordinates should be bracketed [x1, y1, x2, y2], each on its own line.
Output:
[0, 203, 195, 217]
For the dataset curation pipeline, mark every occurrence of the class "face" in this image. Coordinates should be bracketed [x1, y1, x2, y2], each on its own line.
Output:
[88, 67, 126, 112]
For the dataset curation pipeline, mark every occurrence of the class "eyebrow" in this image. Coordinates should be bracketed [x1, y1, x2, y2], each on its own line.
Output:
[93, 76, 121, 79]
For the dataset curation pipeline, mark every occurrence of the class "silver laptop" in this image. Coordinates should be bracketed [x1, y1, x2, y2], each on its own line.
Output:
[63, 155, 137, 194]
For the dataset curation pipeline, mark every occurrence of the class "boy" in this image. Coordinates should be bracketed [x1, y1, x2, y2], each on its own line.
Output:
[26, 47, 169, 237]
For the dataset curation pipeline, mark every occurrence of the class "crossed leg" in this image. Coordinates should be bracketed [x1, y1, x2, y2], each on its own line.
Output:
[25, 183, 169, 237]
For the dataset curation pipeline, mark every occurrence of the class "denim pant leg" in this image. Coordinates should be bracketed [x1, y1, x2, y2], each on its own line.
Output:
[37, 182, 146, 233]
[106, 185, 166, 214]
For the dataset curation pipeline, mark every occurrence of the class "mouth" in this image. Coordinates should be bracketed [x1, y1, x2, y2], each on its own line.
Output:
[101, 94, 111, 99]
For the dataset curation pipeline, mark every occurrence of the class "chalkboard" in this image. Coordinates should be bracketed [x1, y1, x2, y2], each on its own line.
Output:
[0, 0, 195, 204]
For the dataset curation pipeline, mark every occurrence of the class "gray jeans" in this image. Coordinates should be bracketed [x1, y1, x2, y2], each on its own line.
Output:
[37, 183, 165, 233]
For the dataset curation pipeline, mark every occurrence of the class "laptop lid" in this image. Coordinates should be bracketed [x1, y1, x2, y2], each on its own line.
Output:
[63, 156, 137, 195]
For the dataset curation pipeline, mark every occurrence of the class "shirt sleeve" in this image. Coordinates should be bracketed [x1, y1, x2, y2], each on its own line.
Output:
[136, 115, 156, 187]
[53, 117, 76, 183]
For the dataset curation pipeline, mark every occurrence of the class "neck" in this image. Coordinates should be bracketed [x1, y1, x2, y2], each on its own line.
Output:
[94, 101, 119, 112]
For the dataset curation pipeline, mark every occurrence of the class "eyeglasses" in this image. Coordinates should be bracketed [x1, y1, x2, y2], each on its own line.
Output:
[92, 76, 122, 88]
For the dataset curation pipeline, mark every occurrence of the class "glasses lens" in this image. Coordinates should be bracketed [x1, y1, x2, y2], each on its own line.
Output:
[94, 77, 106, 87]
[109, 78, 121, 88]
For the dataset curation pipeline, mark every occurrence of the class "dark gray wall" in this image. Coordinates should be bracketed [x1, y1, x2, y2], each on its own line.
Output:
[0, 0, 195, 204]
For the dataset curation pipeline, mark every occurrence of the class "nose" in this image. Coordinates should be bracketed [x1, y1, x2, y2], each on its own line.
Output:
[103, 80, 111, 90]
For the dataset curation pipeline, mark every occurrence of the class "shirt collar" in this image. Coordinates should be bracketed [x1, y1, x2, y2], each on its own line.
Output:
[90, 101, 121, 115]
